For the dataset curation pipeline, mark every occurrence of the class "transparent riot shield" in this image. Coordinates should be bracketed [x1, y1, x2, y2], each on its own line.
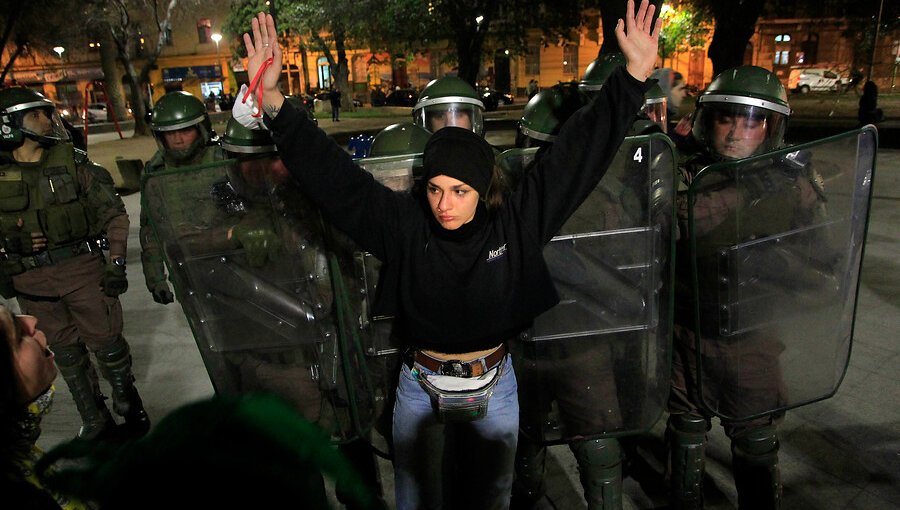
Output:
[141, 158, 375, 441]
[346, 153, 421, 356]
[687, 126, 877, 422]
[503, 134, 677, 444]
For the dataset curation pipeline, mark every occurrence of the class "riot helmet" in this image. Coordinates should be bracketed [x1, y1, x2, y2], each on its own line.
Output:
[579, 53, 626, 97]
[221, 117, 276, 157]
[641, 83, 668, 133]
[517, 82, 590, 149]
[150, 91, 212, 163]
[413, 77, 485, 136]
[220, 115, 290, 191]
[691, 66, 792, 160]
[0, 87, 70, 149]
[369, 122, 431, 157]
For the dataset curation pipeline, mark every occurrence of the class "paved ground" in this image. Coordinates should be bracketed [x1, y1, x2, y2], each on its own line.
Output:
[27, 114, 899, 509]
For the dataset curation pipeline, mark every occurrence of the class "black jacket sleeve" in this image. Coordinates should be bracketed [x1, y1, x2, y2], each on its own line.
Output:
[510, 66, 652, 245]
[267, 104, 417, 261]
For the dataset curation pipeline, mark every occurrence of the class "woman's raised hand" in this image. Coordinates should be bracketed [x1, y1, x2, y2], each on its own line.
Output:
[615, 0, 662, 81]
[242, 12, 284, 111]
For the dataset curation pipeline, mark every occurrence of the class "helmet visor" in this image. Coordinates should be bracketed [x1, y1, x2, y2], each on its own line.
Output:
[692, 103, 787, 160]
[18, 107, 70, 145]
[415, 104, 484, 136]
[641, 100, 668, 133]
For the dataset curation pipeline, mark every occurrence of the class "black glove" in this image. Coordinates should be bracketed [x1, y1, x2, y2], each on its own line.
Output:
[3, 227, 44, 255]
[102, 262, 129, 297]
[150, 281, 174, 305]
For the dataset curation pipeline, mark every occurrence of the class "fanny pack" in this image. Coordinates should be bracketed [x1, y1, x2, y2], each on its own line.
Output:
[413, 360, 504, 423]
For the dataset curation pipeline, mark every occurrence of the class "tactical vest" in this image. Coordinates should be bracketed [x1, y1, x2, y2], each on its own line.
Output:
[0, 143, 95, 250]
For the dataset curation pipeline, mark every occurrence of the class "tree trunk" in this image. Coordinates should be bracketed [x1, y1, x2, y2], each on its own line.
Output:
[99, 30, 128, 122]
[709, 0, 763, 76]
[598, 0, 628, 57]
[334, 27, 354, 111]
[300, 46, 311, 94]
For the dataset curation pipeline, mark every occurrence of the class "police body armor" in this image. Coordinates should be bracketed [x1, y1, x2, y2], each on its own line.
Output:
[0, 143, 99, 274]
[501, 133, 678, 443]
[141, 159, 375, 442]
[686, 127, 877, 421]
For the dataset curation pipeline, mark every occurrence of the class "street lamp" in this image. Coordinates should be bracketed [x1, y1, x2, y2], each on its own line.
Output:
[211, 32, 222, 53]
[211, 33, 223, 79]
[53, 46, 65, 59]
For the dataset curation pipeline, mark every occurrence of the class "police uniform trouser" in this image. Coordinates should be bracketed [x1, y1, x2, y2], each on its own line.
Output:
[667, 324, 783, 510]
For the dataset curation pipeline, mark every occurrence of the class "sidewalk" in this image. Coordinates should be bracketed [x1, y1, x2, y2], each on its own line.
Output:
[34, 119, 900, 509]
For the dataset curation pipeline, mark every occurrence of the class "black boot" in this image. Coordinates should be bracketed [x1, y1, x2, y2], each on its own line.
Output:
[732, 426, 781, 510]
[667, 414, 709, 510]
[94, 338, 150, 438]
[55, 345, 116, 439]
[571, 437, 624, 510]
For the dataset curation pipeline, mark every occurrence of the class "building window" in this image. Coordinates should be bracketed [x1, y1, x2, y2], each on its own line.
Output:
[317, 56, 331, 89]
[774, 50, 790, 66]
[563, 45, 577, 74]
[163, 27, 173, 46]
[525, 46, 540, 75]
[197, 19, 212, 44]
[774, 34, 791, 43]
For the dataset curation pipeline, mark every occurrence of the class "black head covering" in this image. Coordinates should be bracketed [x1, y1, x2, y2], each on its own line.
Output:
[422, 127, 493, 197]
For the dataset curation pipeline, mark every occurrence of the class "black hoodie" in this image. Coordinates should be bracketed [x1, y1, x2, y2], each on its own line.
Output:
[269, 67, 651, 353]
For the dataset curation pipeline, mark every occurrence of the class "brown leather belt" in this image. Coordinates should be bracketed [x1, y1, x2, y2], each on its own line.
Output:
[413, 344, 507, 378]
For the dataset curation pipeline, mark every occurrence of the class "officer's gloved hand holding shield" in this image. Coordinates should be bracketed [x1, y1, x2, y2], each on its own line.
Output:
[150, 281, 175, 304]
[229, 221, 282, 268]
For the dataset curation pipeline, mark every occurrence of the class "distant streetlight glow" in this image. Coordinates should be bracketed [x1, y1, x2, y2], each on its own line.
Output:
[475, 15, 484, 25]
[53, 46, 65, 59]
[504, 49, 510, 55]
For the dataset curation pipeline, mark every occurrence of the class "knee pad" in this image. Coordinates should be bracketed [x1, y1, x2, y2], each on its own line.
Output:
[732, 424, 779, 458]
[54, 343, 90, 369]
[93, 335, 131, 364]
[571, 437, 622, 470]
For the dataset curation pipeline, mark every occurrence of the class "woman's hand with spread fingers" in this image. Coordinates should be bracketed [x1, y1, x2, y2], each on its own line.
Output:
[616, 0, 662, 81]
[242, 12, 285, 114]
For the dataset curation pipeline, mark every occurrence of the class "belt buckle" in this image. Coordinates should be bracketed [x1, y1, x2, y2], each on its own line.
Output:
[440, 360, 472, 378]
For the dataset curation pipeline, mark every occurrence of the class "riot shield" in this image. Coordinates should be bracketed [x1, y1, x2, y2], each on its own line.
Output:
[346, 153, 421, 357]
[687, 126, 877, 421]
[503, 134, 677, 444]
[141, 158, 375, 441]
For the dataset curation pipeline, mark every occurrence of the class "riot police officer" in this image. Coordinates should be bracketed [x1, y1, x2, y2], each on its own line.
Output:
[139, 91, 223, 305]
[581, 53, 668, 135]
[0, 87, 148, 439]
[667, 66, 800, 510]
[412, 76, 485, 135]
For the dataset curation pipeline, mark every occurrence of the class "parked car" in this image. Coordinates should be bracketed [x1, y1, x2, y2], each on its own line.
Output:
[82, 102, 109, 123]
[383, 89, 418, 107]
[788, 68, 850, 94]
[479, 88, 514, 112]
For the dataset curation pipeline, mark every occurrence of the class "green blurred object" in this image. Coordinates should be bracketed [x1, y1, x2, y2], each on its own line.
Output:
[231, 222, 282, 267]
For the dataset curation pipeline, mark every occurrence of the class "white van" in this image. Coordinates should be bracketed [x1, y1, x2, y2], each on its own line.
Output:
[788, 68, 850, 93]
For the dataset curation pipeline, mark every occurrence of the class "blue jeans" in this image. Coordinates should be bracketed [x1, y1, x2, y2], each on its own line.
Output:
[393, 355, 519, 510]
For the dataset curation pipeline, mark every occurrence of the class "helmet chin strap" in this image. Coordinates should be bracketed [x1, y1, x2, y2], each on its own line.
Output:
[22, 128, 65, 148]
